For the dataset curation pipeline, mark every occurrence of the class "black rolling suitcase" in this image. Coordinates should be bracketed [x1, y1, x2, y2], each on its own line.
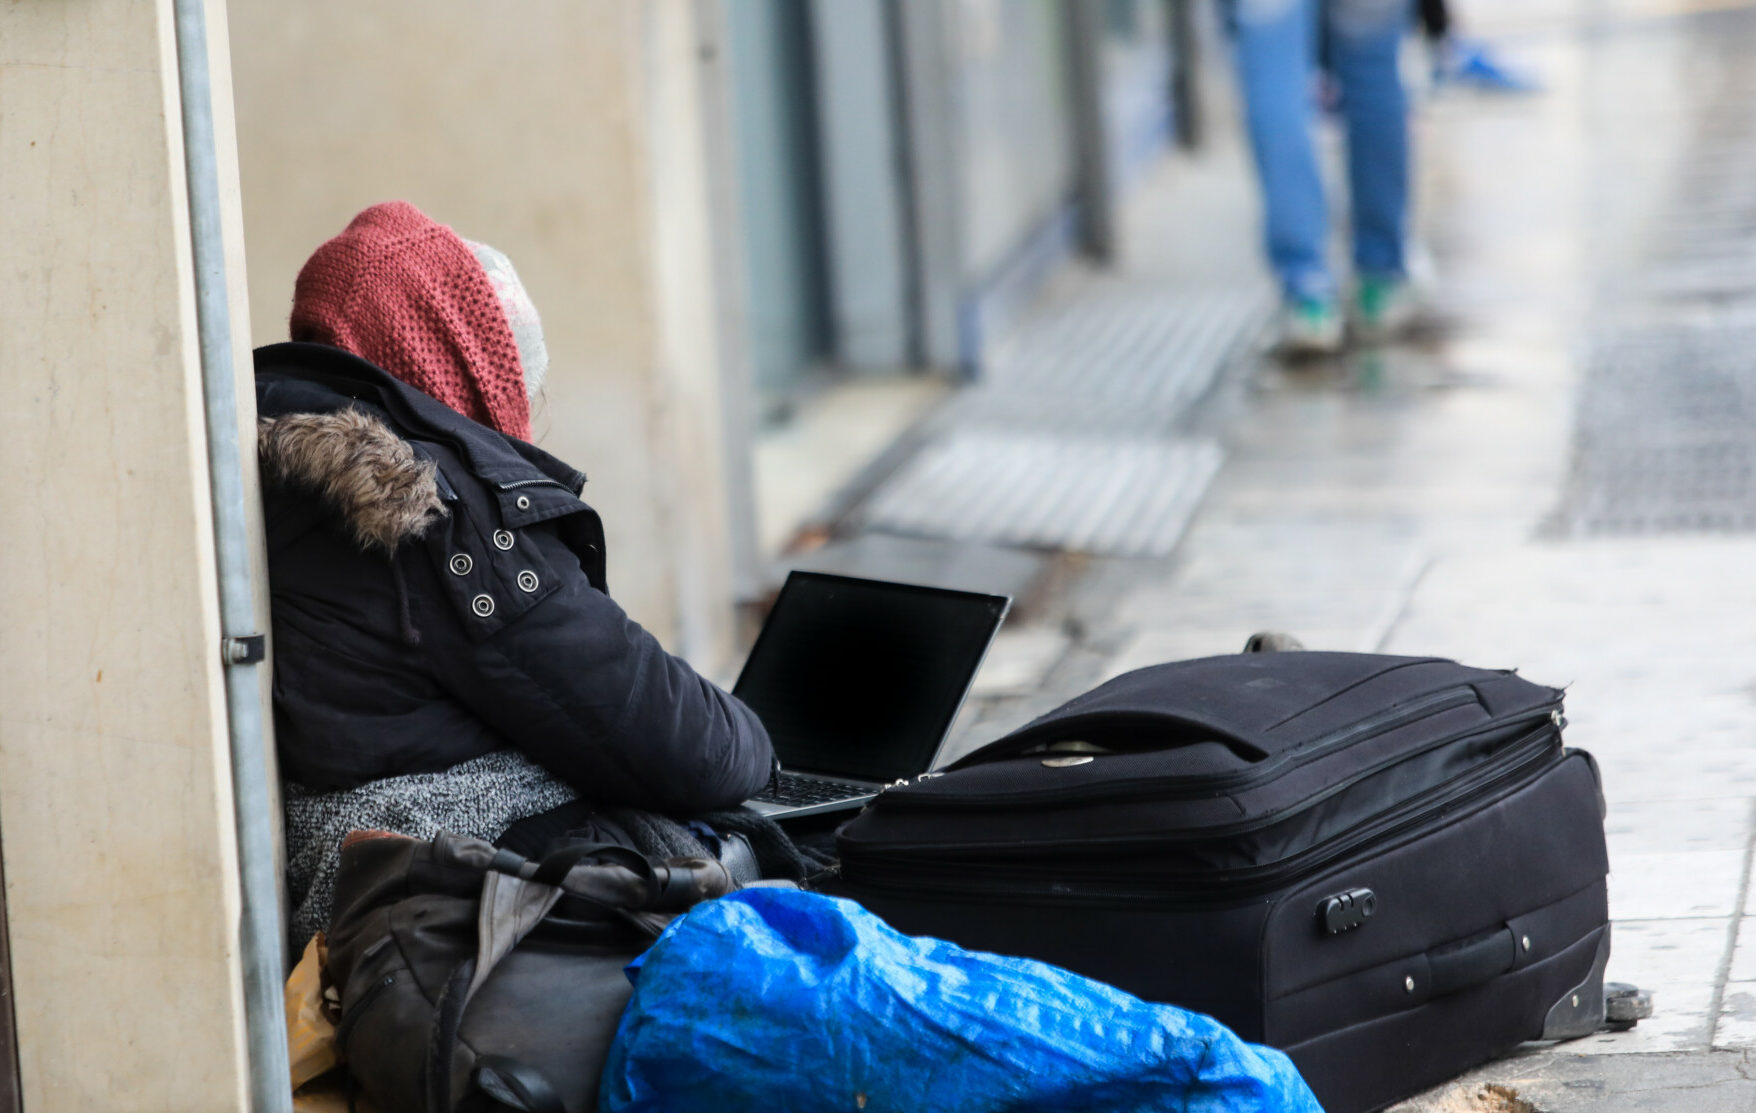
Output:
[834, 652, 1611, 1113]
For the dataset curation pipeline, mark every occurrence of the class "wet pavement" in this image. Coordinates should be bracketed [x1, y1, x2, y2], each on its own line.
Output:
[787, 1, 1756, 1108]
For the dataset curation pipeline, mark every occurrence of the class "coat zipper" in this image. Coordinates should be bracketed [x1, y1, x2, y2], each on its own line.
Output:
[844, 730, 1564, 906]
[497, 478, 571, 491]
[887, 688, 1541, 812]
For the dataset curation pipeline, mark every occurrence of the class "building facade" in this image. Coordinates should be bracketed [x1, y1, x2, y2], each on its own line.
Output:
[0, 2, 1186, 1105]
[231, 0, 1183, 668]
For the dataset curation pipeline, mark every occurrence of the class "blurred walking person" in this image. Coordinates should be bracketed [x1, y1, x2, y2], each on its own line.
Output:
[1228, 0, 1417, 355]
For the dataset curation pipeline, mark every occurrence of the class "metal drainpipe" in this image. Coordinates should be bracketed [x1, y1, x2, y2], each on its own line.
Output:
[171, 1, 295, 1109]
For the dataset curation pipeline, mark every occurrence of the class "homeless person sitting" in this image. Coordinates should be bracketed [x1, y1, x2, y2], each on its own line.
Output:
[257, 201, 783, 950]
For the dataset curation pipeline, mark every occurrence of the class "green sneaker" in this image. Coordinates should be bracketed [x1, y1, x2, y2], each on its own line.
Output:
[1277, 296, 1344, 357]
[1352, 275, 1418, 343]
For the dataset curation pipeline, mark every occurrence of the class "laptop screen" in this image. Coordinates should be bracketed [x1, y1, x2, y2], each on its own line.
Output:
[732, 572, 1010, 784]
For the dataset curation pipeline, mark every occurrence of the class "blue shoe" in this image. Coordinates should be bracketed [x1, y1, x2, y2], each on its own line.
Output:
[1435, 38, 1540, 94]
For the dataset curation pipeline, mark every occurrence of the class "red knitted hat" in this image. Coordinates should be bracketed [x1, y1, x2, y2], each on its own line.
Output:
[290, 202, 532, 441]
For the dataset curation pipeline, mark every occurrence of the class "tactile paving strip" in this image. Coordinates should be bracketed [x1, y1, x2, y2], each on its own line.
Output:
[1551, 322, 1756, 534]
[946, 285, 1272, 436]
[853, 282, 1264, 556]
[1552, 54, 1756, 535]
[862, 430, 1224, 558]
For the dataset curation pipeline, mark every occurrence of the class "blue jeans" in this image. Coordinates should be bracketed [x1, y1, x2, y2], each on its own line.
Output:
[1228, 0, 1413, 300]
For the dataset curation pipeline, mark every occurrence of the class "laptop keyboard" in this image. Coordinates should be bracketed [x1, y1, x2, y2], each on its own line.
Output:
[752, 771, 876, 808]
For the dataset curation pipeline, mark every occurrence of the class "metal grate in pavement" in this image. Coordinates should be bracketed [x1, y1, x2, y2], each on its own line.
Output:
[1549, 323, 1756, 534]
[943, 285, 1272, 436]
[1636, 258, 1756, 305]
[850, 279, 1264, 557]
[1552, 43, 1756, 536]
[862, 430, 1224, 558]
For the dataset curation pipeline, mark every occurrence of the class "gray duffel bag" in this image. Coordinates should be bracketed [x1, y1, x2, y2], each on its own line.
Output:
[325, 830, 745, 1113]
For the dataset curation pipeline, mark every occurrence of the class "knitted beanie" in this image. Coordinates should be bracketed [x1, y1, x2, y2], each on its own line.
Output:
[290, 202, 533, 441]
[465, 240, 548, 401]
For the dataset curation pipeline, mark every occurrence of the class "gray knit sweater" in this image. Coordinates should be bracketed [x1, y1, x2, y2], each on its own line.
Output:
[283, 749, 578, 951]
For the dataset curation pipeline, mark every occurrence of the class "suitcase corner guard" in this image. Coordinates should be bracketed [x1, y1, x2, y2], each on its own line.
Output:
[1540, 928, 1611, 1040]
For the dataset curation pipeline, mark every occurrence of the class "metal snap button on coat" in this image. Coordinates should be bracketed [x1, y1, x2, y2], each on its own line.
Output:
[516, 571, 540, 593]
[515, 495, 531, 510]
[493, 530, 515, 551]
[448, 554, 473, 576]
[471, 594, 495, 617]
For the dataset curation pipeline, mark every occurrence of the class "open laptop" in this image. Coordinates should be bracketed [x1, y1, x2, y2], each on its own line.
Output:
[737, 571, 1010, 820]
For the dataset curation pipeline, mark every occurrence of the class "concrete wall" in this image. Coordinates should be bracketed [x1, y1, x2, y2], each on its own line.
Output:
[228, 0, 742, 667]
[0, 0, 256, 1108]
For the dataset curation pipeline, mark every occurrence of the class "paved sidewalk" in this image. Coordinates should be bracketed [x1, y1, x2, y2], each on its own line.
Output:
[1099, 7, 1756, 1107]
[1098, 5, 1756, 1108]
[790, 2, 1756, 1108]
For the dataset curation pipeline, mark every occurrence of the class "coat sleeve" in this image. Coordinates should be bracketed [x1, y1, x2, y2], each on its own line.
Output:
[418, 514, 774, 815]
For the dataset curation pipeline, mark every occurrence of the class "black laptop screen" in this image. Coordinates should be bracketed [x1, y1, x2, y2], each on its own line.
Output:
[732, 573, 1009, 785]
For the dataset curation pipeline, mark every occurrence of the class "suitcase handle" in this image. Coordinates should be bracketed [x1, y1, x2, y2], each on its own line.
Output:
[1427, 925, 1518, 997]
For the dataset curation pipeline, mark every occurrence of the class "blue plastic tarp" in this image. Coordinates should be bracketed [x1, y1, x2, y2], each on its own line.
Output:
[600, 888, 1323, 1113]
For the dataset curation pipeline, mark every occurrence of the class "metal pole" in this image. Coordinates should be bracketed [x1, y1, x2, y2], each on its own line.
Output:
[1169, 0, 1205, 151]
[693, 0, 766, 605]
[1066, 0, 1117, 262]
[891, 0, 967, 372]
[170, 1, 294, 1109]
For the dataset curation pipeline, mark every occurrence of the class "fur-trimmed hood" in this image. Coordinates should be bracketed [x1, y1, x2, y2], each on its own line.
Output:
[258, 408, 447, 552]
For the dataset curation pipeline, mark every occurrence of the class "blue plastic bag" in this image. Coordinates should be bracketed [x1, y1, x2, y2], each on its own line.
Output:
[600, 888, 1323, 1113]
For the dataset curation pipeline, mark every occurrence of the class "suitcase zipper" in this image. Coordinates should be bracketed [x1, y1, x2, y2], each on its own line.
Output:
[889, 688, 1541, 812]
[845, 727, 1563, 905]
[862, 716, 1556, 858]
[1154, 728, 1558, 892]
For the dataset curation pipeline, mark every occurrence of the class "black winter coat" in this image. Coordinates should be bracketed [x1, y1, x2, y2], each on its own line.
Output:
[255, 342, 773, 814]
